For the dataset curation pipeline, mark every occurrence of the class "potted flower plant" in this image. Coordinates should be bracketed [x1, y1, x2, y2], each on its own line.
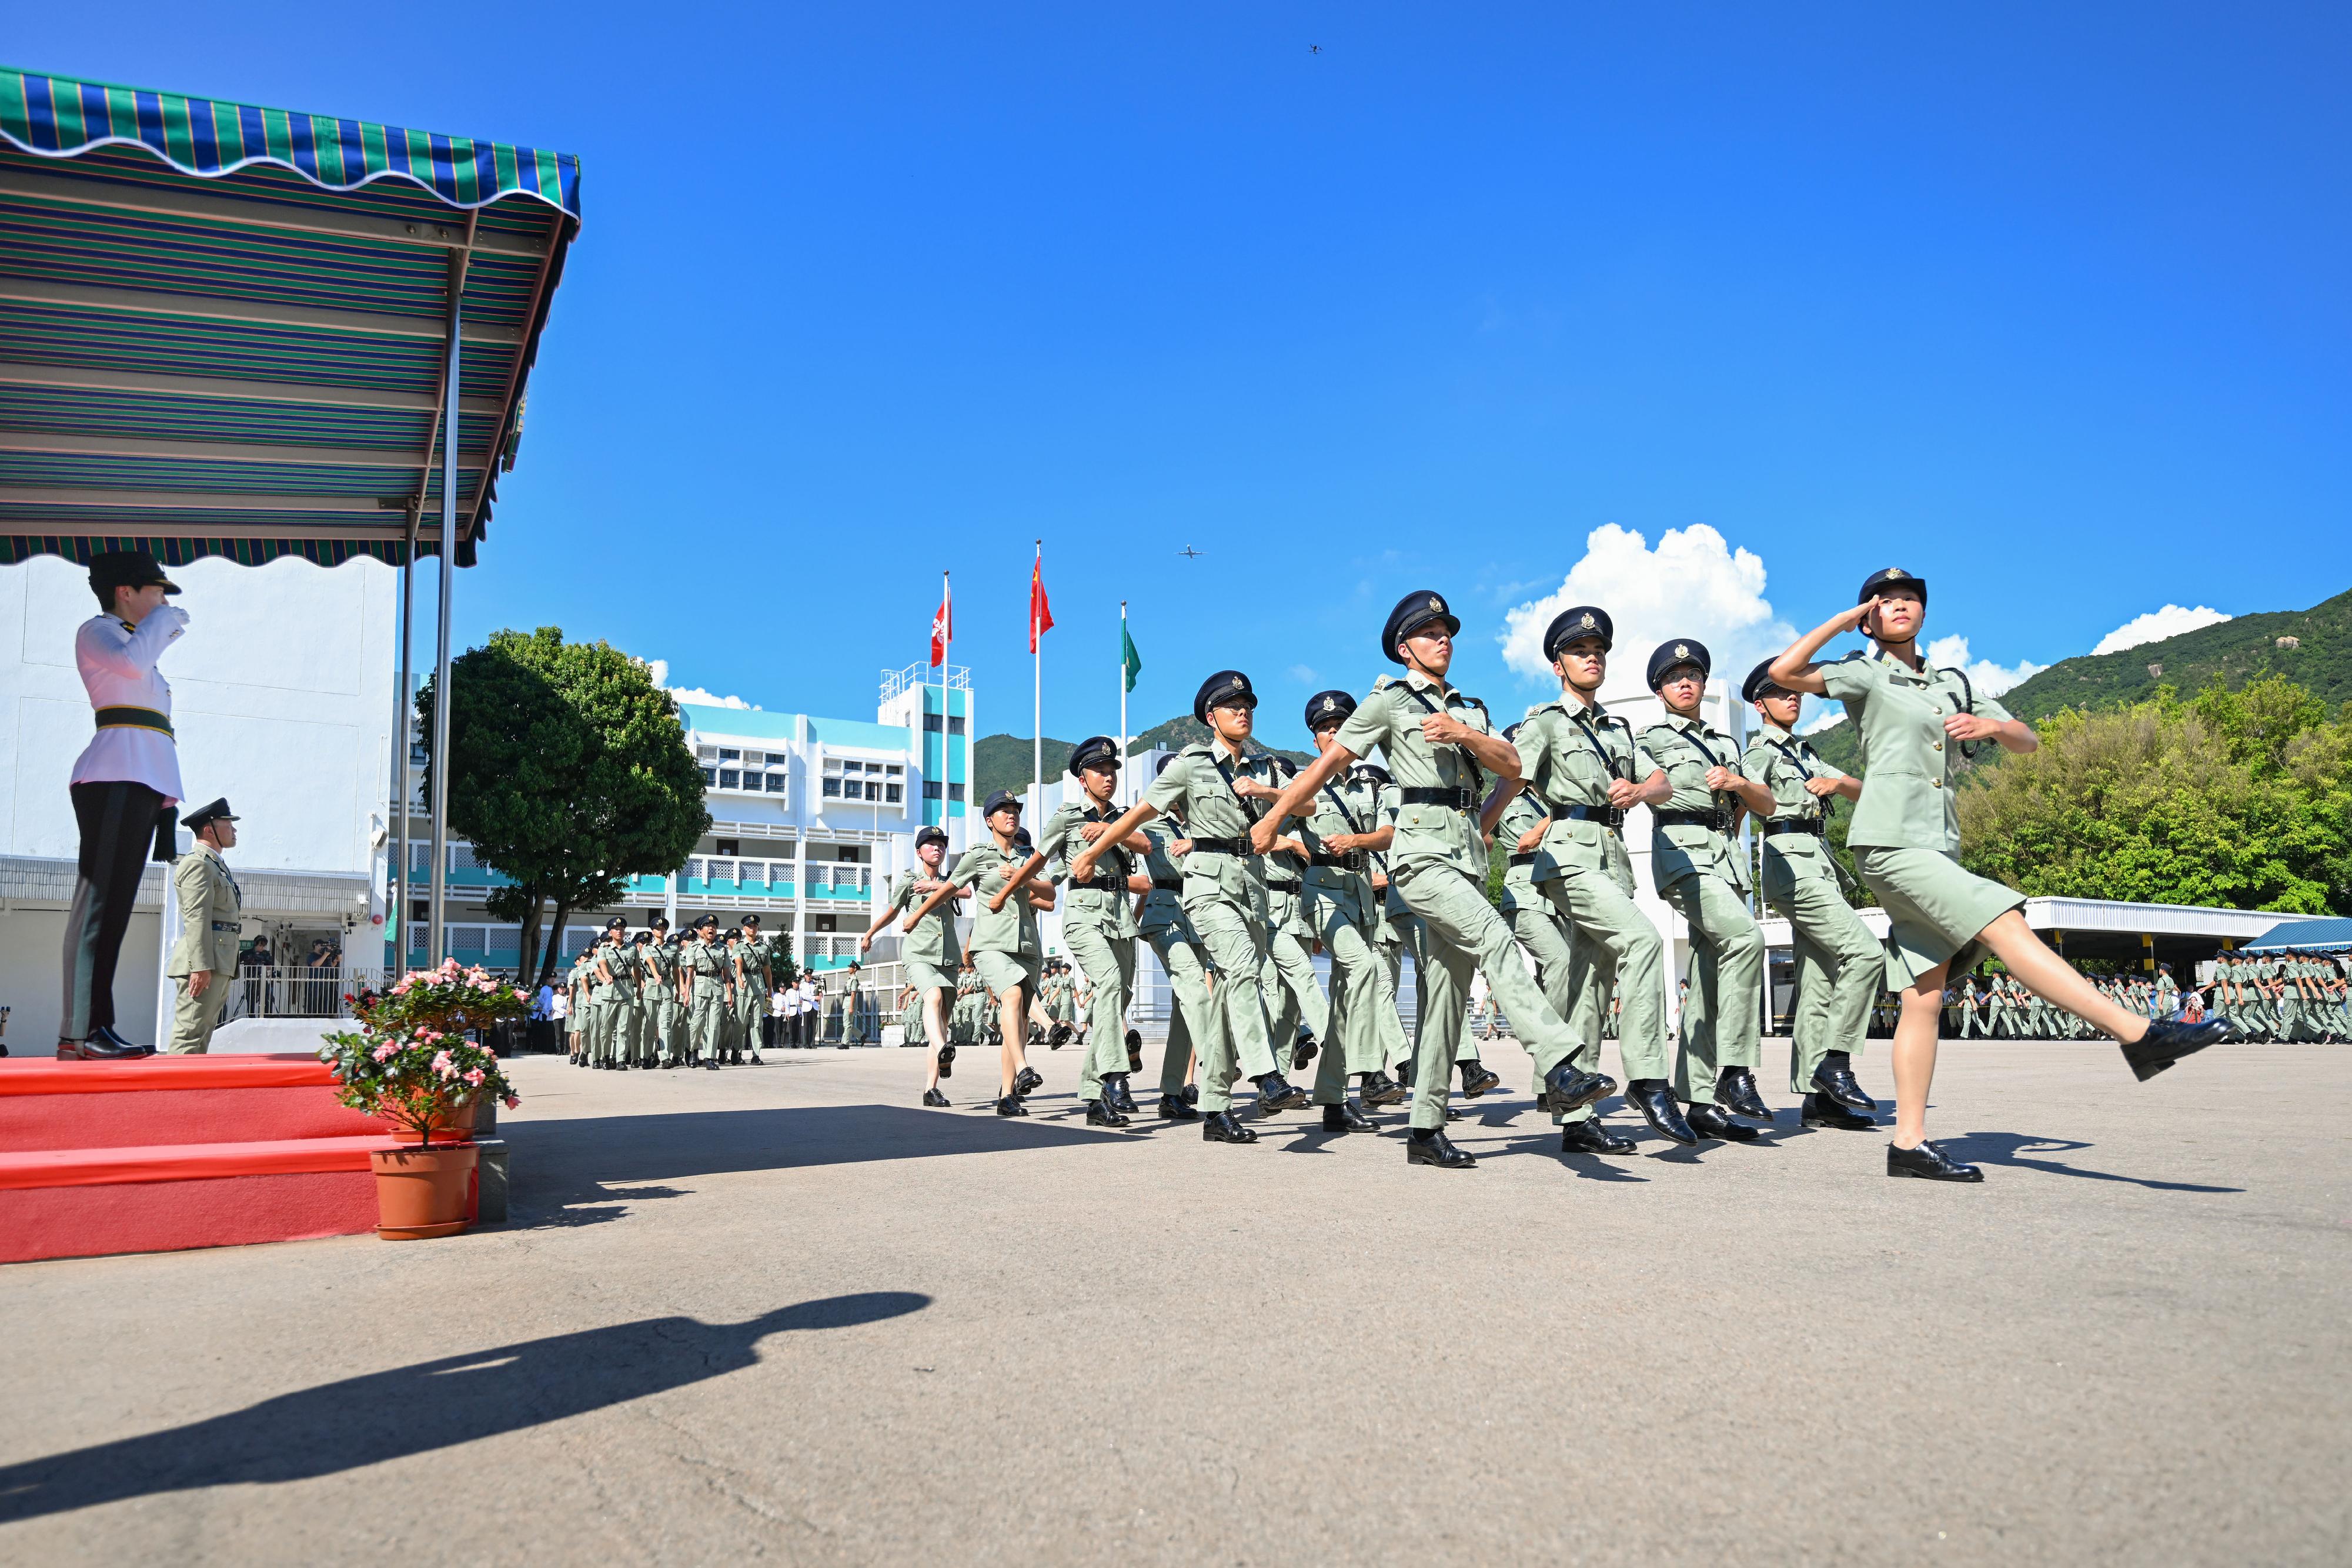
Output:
[322, 959, 527, 1239]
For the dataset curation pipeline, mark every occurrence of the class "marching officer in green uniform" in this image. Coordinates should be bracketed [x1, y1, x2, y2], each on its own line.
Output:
[1301, 692, 1410, 1121]
[1071, 673, 1315, 1140]
[1738, 661, 1880, 1131]
[906, 790, 1052, 1115]
[736, 914, 771, 1063]
[1509, 607, 1685, 1151]
[863, 824, 967, 1106]
[644, 917, 685, 1067]
[1136, 764, 1215, 1119]
[1253, 750, 1332, 1081]
[590, 918, 634, 1069]
[165, 798, 243, 1055]
[1483, 724, 1579, 1072]
[1254, 593, 1612, 1168]
[567, 947, 593, 1064]
[1031, 736, 1151, 1125]
[682, 912, 730, 1069]
[1640, 640, 1777, 1139]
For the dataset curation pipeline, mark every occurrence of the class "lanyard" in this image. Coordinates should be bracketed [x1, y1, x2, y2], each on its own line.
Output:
[1396, 683, 1488, 799]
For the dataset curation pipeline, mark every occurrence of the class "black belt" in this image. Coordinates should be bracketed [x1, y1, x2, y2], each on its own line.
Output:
[1506, 851, 1539, 868]
[1069, 873, 1127, 892]
[95, 705, 173, 736]
[1265, 879, 1301, 894]
[1151, 877, 1183, 891]
[1762, 820, 1825, 839]
[1188, 835, 1254, 857]
[1309, 848, 1369, 871]
[1554, 802, 1625, 828]
[1400, 787, 1474, 810]
[1655, 808, 1732, 833]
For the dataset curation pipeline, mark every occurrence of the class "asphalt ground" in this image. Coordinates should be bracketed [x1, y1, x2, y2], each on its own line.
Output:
[2, 1038, 2345, 1565]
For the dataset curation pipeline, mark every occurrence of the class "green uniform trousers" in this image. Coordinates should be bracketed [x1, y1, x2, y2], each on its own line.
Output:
[165, 971, 231, 1054]
[586, 1000, 613, 1066]
[1393, 860, 1580, 1132]
[1504, 902, 1578, 1043]
[690, 987, 729, 1062]
[1764, 872, 1879, 1095]
[1147, 922, 1221, 1099]
[1306, 897, 1394, 1103]
[652, 997, 684, 1064]
[1261, 926, 1332, 1065]
[1182, 896, 1274, 1112]
[1658, 873, 1763, 1106]
[1062, 918, 1137, 1104]
[1539, 862, 1668, 1124]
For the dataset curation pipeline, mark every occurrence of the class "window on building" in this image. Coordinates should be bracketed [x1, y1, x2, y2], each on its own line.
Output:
[948, 783, 965, 802]
[822, 777, 841, 798]
[719, 770, 740, 790]
[885, 783, 902, 803]
[923, 712, 942, 733]
[923, 781, 942, 801]
[763, 773, 786, 793]
[947, 717, 965, 735]
[716, 839, 739, 857]
[719, 748, 740, 761]
[700, 766, 717, 786]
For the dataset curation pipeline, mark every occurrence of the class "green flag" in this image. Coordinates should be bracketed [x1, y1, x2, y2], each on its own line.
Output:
[1121, 620, 1144, 693]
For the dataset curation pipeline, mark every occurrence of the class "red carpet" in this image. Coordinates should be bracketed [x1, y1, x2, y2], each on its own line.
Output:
[0, 1054, 460, 1265]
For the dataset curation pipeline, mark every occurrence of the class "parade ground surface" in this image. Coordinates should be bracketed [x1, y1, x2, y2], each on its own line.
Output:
[2, 1041, 2344, 1565]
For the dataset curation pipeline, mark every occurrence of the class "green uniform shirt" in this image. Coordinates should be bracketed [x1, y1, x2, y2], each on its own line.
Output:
[1142, 741, 1268, 907]
[1641, 712, 1750, 892]
[949, 840, 1043, 957]
[1299, 765, 1384, 925]
[1332, 671, 1495, 878]
[594, 941, 638, 1003]
[1494, 785, 1552, 916]
[1041, 799, 1141, 940]
[1740, 720, 1844, 885]
[643, 939, 679, 1001]
[684, 937, 729, 997]
[1513, 694, 1655, 880]
[887, 867, 964, 967]
[1374, 778, 1410, 922]
[1136, 819, 1189, 937]
[1820, 647, 2013, 854]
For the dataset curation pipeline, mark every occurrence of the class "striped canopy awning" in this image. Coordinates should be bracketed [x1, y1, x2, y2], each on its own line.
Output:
[0, 66, 582, 568]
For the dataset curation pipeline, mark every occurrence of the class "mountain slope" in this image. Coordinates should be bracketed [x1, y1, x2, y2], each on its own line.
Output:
[972, 717, 1315, 803]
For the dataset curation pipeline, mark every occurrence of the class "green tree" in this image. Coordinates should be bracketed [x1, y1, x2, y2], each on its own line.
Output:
[1957, 676, 2352, 915]
[417, 628, 710, 986]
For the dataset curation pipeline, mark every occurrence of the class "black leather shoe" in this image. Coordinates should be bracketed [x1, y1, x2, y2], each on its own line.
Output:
[1558, 1119, 1637, 1155]
[1321, 1099, 1374, 1133]
[922, 1088, 951, 1108]
[1715, 1066, 1773, 1122]
[1685, 1102, 1761, 1142]
[1126, 1029, 1144, 1073]
[1202, 1109, 1258, 1144]
[1159, 1092, 1201, 1121]
[1887, 1140, 1982, 1182]
[1358, 1070, 1408, 1107]
[65, 1025, 153, 1059]
[1458, 1059, 1501, 1098]
[1252, 1071, 1310, 1114]
[937, 1045, 956, 1079]
[1291, 1029, 1319, 1073]
[1107, 1075, 1141, 1115]
[2121, 1017, 2235, 1082]
[995, 1095, 1030, 1118]
[1542, 1059, 1615, 1115]
[1014, 1066, 1044, 1096]
[1405, 1129, 1476, 1168]
[1810, 1053, 1875, 1111]
[1395, 1058, 1415, 1090]
[1047, 1022, 1073, 1051]
[1085, 1098, 1131, 1128]
[1625, 1080, 1699, 1145]
[1182, 1084, 1199, 1105]
[1800, 1092, 1875, 1130]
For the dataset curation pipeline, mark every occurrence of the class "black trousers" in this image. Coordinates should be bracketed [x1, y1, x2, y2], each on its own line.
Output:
[62, 780, 167, 1042]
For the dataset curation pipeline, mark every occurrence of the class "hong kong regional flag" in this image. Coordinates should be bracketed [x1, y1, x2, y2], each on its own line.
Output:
[930, 576, 952, 667]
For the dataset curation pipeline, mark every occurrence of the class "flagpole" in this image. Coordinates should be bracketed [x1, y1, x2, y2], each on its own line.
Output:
[937, 570, 950, 851]
[1118, 601, 1130, 807]
[1033, 540, 1043, 814]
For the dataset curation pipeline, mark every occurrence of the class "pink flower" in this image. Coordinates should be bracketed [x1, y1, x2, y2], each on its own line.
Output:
[464, 1067, 486, 1086]
[430, 1049, 455, 1078]
[503, 1095, 520, 1110]
[373, 1044, 397, 1062]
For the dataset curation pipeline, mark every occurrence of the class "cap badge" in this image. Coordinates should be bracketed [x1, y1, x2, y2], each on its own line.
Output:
[1580, 612, 1595, 629]
[1675, 643, 1688, 658]
[1886, 567, 1907, 579]
[1428, 596, 1442, 612]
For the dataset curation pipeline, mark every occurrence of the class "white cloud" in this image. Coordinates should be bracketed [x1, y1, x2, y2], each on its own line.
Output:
[1499, 524, 1796, 701]
[1799, 710, 1846, 735]
[669, 685, 759, 711]
[644, 658, 668, 687]
[2093, 604, 2231, 656]
[1287, 664, 1318, 685]
[1924, 635, 2044, 698]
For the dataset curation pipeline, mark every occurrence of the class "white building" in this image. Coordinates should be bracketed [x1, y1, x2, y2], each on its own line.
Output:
[0, 554, 398, 1049]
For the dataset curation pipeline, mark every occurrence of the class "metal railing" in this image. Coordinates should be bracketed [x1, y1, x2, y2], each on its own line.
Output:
[228, 964, 387, 1022]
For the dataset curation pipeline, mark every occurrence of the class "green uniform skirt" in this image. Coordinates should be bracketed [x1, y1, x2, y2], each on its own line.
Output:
[1855, 847, 2025, 989]
[907, 959, 956, 997]
[972, 948, 1040, 999]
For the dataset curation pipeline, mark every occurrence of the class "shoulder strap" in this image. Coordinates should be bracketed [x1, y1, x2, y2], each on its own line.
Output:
[1564, 707, 1632, 781]
[1318, 778, 1369, 837]
[1938, 666, 1984, 758]
[1395, 683, 1486, 799]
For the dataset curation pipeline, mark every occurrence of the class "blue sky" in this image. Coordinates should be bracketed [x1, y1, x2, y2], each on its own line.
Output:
[19, 4, 2348, 747]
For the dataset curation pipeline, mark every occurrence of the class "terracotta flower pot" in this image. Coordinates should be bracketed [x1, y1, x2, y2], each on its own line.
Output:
[370, 1142, 479, 1240]
[372, 1095, 477, 1146]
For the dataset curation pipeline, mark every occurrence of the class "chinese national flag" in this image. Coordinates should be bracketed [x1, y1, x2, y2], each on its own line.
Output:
[929, 580, 952, 667]
[1030, 553, 1055, 653]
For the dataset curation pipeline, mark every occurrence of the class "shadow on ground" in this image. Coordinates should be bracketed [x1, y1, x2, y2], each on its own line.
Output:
[0, 1292, 928, 1523]
[1938, 1131, 2244, 1193]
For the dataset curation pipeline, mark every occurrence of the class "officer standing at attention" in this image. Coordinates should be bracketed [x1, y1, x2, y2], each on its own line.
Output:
[861, 823, 968, 1106]
[1134, 760, 1215, 1119]
[1639, 639, 1778, 1139]
[61, 550, 193, 1059]
[904, 791, 1053, 1116]
[683, 913, 730, 1069]
[1029, 736, 1153, 1126]
[1301, 692, 1410, 1122]
[736, 915, 771, 1064]
[1738, 661, 1880, 1131]
[1252, 592, 1613, 1168]
[1071, 674, 1317, 1139]
[599, 918, 644, 1070]
[643, 917, 684, 1068]
[164, 798, 244, 1054]
[1508, 607, 1684, 1151]
[1770, 567, 2233, 1181]
[567, 947, 594, 1064]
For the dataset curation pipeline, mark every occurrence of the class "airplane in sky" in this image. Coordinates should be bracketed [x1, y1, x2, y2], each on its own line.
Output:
[1177, 546, 1202, 560]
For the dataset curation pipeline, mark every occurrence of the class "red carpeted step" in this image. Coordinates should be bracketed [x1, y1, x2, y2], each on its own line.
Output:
[0, 1052, 397, 1150]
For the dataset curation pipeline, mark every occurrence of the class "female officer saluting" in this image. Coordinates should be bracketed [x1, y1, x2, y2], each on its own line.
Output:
[1769, 568, 2233, 1181]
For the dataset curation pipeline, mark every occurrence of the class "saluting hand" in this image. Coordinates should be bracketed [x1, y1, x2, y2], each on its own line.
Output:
[1845, 596, 1882, 636]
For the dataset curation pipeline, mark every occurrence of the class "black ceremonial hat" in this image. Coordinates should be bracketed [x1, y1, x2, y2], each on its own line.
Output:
[1067, 735, 1121, 777]
[89, 549, 180, 597]
[1304, 689, 1357, 730]
[915, 824, 948, 849]
[982, 788, 1023, 817]
[1646, 638, 1711, 691]
[604, 915, 628, 931]
[1382, 590, 1460, 664]
[692, 911, 720, 928]
[182, 797, 237, 830]
[1858, 566, 1927, 604]
[1739, 658, 1789, 705]
[1544, 606, 1612, 658]
[1192, 669, 1257, 724]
